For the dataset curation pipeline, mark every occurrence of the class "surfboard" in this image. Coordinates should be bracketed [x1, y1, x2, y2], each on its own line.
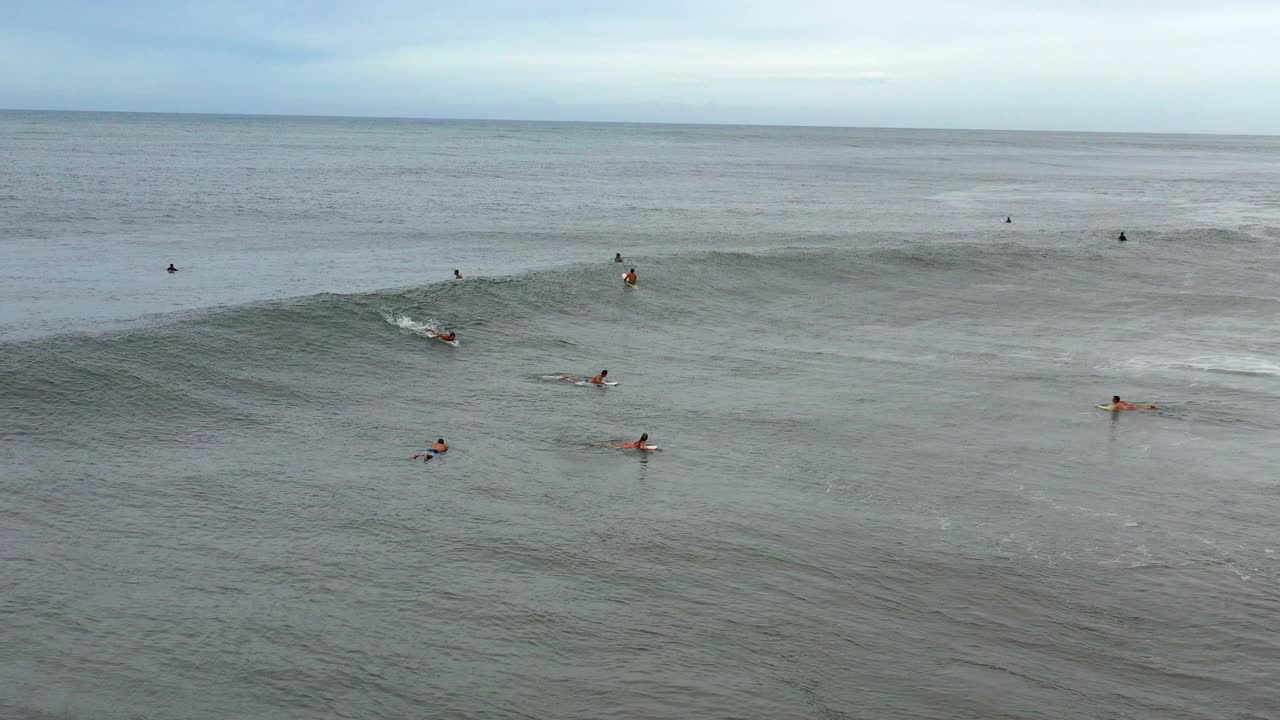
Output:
[432, 335, 459, 347]
[575, 380, 620, 387]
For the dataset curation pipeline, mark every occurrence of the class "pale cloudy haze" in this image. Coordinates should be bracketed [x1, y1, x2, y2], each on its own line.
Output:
[3, 0, 1277, 133]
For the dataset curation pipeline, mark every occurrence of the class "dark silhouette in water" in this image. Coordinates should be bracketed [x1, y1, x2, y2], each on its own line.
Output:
[1118, 231, 1127, 242]
[1004, 216, 1012, 223]
[166, 263, 178, 273]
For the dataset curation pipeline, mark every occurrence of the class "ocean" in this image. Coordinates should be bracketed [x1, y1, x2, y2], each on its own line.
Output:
[3, 110, 1279, 719]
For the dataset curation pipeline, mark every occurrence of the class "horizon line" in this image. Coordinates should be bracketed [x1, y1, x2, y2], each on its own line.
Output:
[1, 106, 1276, 140]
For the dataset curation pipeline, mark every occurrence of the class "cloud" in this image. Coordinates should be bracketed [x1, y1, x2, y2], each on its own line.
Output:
[1, 0, 1277, 133]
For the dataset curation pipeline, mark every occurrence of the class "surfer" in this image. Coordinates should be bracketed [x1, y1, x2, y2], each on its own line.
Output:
[1118, 231, 1127, 242]
[1004, 216, 1012, 224]
[1105, 395, 1157, 411]
[166, 263, 178, 273]
[623, 433, 652, 450]
[558, 369, 609, 384]
[614, 253, 623, 263]
[412, 438, 449, 461]
[623, 269, 638, 286]
[430, 330, 457, 342]
[453, 269, 463, 279]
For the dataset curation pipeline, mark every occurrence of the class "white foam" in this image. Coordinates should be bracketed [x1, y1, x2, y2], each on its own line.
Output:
[384, 313, 459, 345]
[1118, 354, 1280, 377]
[1171, 356, 1280, 377]
[387, 313, 437, 334]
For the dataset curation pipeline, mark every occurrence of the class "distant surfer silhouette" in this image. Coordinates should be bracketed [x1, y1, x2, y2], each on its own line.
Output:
[453, 269, 463, 279]
[1004, 216, 1012, 224]
[166, 263, 178, 273]
[1118, 231, 1127, 242]
[614, 253, 623, 263]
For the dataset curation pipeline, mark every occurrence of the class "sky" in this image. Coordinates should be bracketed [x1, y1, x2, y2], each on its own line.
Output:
[2, 0, 1277, 133]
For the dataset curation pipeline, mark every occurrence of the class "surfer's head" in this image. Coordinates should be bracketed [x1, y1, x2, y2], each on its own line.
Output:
[639, 433, 648, 441]
[630, 268, 635, 273]
[437, 438, 444, 444]
[600, 370, 608, 377]
[1112, 396, 1121, 403]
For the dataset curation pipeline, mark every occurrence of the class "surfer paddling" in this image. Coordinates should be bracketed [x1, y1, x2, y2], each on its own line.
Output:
[1104, 395, 1157, 411]
[429, 330, 457, 342]
[593, 432, 656, 451]
[620, 433, 653, 450]
[560, 369, 609, 385]
[412, 438, 449, 461]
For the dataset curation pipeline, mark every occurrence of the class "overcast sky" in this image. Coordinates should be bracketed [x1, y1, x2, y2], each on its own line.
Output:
[3, 1, 1276, 133]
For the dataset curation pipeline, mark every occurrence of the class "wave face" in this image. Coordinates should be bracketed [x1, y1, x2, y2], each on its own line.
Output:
[5, 114, 1280, 720]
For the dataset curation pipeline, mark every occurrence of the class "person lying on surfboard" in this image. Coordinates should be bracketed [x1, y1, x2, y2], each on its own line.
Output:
[621, 433, 652, 450]
[559, 370, 609, 384]
[594, 433, 656, 450]
[411, 438, 449, 461]
[623, 269, 637, 286]
[1105, 395, 1157, 411]
[429, 330, 457, 342]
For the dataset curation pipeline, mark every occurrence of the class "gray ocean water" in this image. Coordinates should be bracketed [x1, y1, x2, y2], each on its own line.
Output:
[3, 110, 1280, 719]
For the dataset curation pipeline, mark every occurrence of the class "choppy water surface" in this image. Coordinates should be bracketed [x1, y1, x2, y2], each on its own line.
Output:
[3, 112, 1280, 719]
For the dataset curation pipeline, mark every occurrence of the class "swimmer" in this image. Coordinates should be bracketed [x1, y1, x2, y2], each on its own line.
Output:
[411, 438, 449, 461]
[430, 330, 457, 342]
[1118, 231, 1127, 242]
[166, 263, 178, 273]
[614, 253, 623, 263]
[1105, 395, 1157, 411]
[623, 268, 638, 286]
[453, 269, 463, 279]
